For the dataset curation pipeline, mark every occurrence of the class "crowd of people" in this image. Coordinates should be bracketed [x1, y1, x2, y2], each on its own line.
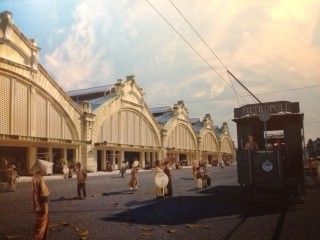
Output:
[2, 157, 218, 240]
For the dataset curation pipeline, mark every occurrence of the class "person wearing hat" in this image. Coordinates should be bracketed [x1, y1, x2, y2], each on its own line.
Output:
[245, 135, 258, 151]
[128, 160, 140, 191]
[163, 160, 173, 197]
[31, 159, 50, 240]
[154, 160, 167, 199]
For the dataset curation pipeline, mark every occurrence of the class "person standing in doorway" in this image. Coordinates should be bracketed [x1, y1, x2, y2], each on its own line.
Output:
[75, 162, 87, 199]
[31, 160, 50, 240]
[245, 135, 258, 151]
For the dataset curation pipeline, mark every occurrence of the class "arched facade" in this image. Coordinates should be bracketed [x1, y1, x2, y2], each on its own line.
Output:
[216, 122, 235, 165]
[0, 11, 235, 174]
[157, 101, 198, 166]
[0, 11, 87, 174]
[192, 114, 220, 165]
[85, 77, 161, 171]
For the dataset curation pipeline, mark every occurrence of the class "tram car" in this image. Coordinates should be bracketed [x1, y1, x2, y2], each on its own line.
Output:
[233, 101, 305, 200]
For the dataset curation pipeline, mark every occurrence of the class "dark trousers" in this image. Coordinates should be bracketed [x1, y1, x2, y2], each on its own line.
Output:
[77, 183, 86, 197]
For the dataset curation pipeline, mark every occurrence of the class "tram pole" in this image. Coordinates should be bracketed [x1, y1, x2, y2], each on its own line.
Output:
[227, 70, 262, 104]
[227, 70, 270, 170]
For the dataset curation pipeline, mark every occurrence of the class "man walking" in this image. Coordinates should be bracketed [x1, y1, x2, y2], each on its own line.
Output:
[75, 162, 87, 199]
[31, 160, 50, 240]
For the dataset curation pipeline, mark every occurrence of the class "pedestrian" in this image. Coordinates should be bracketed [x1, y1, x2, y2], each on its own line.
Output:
[128, 161, 139, 191]
[155, 160, 166, 199]
[220, 161, 224, 169]
[7, 164, 18, 191]
[75, 162, 87, 199]
[195, 166, 204, 189]
[30, 160, 50, 240]
[192, 160, 197, 179]
[62, 161, 68, 179]
[163, 161, 173, 196]
[120, 162, 126, 178]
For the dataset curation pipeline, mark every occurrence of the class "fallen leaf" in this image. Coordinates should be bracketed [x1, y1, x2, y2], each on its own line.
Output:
[79, 229, 89, 237]
[49, 226, 63, 232]
[142, 232, 153, 236]
[4, 234, 24, 239]
[160, 224, 171, 227]
[60, 221, 69, 226]
[167, 228, 177, 233]
[186, 224, 200, 228]
[48, 223, 62, 231]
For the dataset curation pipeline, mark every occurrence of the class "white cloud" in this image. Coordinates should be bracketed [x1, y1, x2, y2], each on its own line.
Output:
[37, 0, 320, 140]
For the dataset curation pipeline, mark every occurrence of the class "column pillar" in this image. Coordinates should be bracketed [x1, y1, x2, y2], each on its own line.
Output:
[101, 150, 106, 171]
[120, 150, 125, 167]
[27, 147, 37, 174]
[140, 151, 145, 169]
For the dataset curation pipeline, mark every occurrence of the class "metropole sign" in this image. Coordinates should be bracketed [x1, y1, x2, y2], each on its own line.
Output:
[234, 101, 300, 118]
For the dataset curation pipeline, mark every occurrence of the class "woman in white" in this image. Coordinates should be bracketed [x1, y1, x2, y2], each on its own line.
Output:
[155, 160, 166, 199]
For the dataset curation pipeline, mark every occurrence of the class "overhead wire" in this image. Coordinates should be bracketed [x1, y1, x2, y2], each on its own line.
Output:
[147, 83, 320, 106]
[168, 0, 246, 106]
[144, 0, 235, 91]
[144, 0, 319, 139]
[147, 0, 253, 106]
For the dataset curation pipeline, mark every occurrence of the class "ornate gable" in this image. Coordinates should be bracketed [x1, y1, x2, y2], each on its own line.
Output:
[202, 114, 213, 129]
[172, 100, 189, 122]
[115, 75, 145, 107]
[0, 11, 40, 73]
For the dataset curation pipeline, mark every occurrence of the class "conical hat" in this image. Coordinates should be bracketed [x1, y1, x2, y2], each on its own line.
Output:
[132, 160, 139, 167]
[30, 159, 53, 174]
[155, 172, 169, 188]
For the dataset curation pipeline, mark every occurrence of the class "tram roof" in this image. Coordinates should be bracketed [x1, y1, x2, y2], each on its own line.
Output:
[232, 112, 304, 121]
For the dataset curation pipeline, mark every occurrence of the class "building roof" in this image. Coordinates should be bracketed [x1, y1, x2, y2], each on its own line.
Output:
[67, 84, 115, 103]
[213, 126, 222, 136]
[192, 122, 203, 133]
[155, 112, 173, 124]
[87, 94, 115, 111]
[149, 106, 172, 115]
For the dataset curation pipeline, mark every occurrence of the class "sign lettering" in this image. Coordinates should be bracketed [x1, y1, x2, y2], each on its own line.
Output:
[234, 101, 300, 118]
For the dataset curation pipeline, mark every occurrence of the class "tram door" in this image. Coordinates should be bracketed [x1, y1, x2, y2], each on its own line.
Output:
[283, 115, 304, 185]
[237, 124, 254, 185]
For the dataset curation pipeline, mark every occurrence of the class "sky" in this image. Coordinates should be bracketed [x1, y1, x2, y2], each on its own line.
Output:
[1, 0, 320, 146]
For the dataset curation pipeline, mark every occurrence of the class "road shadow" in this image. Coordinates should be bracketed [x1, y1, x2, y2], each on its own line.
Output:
[101, 185, 285, 226]
[50, 196, 83, 201]
[102, 190, 133, 196]
[179, 177, 195, 181]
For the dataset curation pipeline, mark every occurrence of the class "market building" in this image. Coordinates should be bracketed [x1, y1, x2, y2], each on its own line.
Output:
[0, 11, 234, 175]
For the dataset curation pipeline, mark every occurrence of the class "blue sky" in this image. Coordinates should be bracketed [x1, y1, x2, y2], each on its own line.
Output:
[1, 0, 320, 145]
